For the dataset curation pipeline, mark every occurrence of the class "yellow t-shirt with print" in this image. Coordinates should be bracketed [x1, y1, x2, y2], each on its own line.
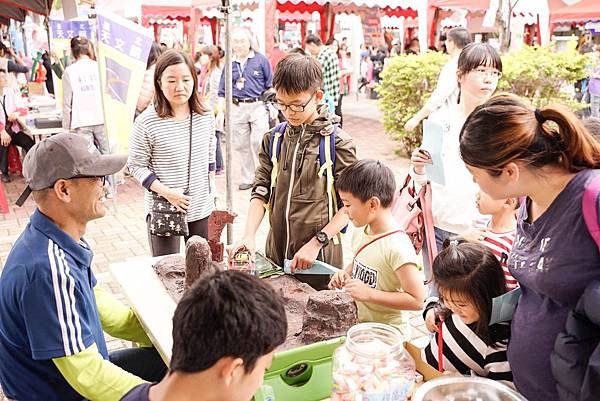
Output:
[351, 227, 421, 336]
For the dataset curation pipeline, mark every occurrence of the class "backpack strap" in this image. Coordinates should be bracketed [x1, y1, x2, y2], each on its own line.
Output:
[318, 125, 342, 244]
[269, 122, 287, 192]
[582, 173, 600, 251]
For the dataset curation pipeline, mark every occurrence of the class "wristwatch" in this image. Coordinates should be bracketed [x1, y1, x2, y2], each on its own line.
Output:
[315, 231, 329, 246]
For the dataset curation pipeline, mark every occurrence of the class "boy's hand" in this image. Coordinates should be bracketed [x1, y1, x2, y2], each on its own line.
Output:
[344, 279, 373, 302]
[290, 238, 321, 272]
[1, 130, 11, 147]
[462, 226, 487, 244]
[328, 270, 350, 290]
[425, 308, 439, 333]
[228, 237, 256, 259]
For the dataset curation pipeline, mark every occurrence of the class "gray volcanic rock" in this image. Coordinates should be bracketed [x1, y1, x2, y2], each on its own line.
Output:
[153, 255, 185, 302]
[301, 290, 359, 343]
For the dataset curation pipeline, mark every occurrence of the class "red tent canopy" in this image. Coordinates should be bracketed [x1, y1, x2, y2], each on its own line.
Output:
[141, 5, 191, 26]
[550, 0, 600, 24]
[429, 0, 488, 11]
[382, 6, 417, 18]
[0, 3, 27, 21]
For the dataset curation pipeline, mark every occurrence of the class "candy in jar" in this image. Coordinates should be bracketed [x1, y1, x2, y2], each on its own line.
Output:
[331, 322, 416, 401]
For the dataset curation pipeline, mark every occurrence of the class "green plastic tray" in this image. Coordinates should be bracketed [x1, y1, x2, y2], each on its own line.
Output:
[254, 337, 346, 401]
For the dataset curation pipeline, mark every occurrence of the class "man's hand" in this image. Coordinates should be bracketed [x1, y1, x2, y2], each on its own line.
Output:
[0, 130, 11, 147]
[290, 238, 321, 272]
[344, 279, 373, 302]
[329, 270, 351, 290]
[162, 187, 191, 213]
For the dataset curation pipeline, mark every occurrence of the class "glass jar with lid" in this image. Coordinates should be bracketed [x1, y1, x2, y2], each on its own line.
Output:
[331, 322, 417, 401]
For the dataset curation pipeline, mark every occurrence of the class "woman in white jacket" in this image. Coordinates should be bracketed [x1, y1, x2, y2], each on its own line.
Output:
[410, 43, 503, 283]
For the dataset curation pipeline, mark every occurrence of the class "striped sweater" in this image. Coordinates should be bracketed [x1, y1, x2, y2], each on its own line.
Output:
[421, 312, 514, 388]
[476, 218, 518, 290]
[127, 105, 216, 222]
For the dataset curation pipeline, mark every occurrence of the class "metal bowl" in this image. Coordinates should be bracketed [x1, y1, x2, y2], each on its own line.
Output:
[413, 376, 527, 401]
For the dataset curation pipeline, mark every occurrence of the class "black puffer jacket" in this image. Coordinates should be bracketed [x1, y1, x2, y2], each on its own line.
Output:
[551, 280, 600, 401]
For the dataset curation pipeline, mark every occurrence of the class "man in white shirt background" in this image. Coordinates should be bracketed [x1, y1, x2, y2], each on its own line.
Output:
[404, 27, 471, 132]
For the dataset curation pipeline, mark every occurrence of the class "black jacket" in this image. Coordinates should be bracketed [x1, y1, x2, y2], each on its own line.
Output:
[551, 280, 600, 401]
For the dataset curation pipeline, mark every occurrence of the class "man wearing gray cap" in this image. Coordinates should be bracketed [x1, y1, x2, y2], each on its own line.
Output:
[0, 134, 167, 401]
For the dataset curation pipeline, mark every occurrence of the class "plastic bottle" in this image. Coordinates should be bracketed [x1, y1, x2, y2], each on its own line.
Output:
[331, 323, 416, 401]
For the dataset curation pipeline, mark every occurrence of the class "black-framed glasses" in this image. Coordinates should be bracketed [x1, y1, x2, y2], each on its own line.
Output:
[274, 90, 317, 113]
[50, 176, 106, 188]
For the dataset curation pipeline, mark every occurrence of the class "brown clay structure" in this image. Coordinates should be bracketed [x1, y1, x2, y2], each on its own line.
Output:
[153, 231, 358, 349]
[185, 236, 221, 289]
[208, 210, 236, 262]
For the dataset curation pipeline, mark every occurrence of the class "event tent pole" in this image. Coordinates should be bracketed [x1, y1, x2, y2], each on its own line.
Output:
[221, 0, 234, 244]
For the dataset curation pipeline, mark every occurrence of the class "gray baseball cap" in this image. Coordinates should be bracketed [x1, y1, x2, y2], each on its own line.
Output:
[16, 133, 127, 206]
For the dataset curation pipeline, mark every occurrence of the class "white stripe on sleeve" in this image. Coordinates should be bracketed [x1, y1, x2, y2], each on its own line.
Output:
[48, 240, 71, 356]
[59, 248, 85, 353]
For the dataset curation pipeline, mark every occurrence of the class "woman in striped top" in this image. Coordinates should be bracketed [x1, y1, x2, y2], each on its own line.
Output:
[128, 50, 216, 256]
[421, 239, 514, 388]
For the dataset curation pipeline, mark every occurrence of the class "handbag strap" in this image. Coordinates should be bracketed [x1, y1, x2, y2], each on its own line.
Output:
[354, 229, 404, 259]
[421, 183, 437, 280]
[185, 112, 193, 193]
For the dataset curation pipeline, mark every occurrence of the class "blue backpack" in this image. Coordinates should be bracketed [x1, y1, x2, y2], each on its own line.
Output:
[268, 122, 344, 243]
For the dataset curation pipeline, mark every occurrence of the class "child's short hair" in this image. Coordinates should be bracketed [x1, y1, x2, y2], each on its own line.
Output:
[273, 53, 322, 95]
[170, 271, 287, 373]
[433, 239, 508, 345]
[336, 159, 396, 207]
[583, 117, 600, 141]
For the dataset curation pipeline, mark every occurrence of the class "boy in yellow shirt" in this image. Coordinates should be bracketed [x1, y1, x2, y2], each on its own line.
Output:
[329, 159, 426, 336]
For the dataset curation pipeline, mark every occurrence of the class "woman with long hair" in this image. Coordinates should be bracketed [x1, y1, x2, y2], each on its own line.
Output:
[459, 93, 600, 401]
[198, 45, 224, 175]
[410, 42, 503, 283]
[136, 42, 163, 116]
[128, 50, 216, 256]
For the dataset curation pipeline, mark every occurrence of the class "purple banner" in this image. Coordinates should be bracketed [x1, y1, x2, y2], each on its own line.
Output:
[96, 14, 154, 64]
[50, 20, 92, 40]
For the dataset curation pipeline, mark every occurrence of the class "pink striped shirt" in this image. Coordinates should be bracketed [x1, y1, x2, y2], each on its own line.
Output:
[476, 218, 518, 290]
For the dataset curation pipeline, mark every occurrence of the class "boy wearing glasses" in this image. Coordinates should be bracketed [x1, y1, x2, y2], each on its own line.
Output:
[231, 53, 357, 288]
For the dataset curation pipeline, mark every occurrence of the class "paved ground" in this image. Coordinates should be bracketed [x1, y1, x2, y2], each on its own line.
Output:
[0, 96, 430, 399]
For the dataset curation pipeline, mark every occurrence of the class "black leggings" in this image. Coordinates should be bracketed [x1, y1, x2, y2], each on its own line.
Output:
[146, 215, 209, 257]
[1, 132, 34, 175]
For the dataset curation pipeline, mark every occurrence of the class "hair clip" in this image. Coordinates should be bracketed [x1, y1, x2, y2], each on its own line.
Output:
[449, 239, 460, 246]
[534, 109, 546, 124]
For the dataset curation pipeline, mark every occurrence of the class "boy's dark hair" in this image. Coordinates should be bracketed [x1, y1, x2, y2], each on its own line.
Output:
[447, 27, 472, 50]
[433, 239, 509, 346]
[273, 53, 322, 94]
[170, 270, 287, 374]
[336, 159, 396, 207]
[287, 47, 306, 55]
[305, 34, 322, 47]
[70, 36, 92, 59]
[583, 117, 600, 141]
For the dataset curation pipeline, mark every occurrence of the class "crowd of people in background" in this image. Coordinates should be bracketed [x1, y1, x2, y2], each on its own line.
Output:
[3, 21, 600, 401]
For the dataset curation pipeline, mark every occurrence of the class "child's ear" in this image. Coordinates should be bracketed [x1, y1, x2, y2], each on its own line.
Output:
[218, 356, 245, 387]
[315, 89, 324, 103]
[369, 196, 381, 211]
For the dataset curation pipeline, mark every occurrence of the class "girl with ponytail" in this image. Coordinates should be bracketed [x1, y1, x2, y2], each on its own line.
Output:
[459, 93, 600, 401]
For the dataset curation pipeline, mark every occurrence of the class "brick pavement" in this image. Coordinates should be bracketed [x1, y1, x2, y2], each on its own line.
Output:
[0, 97, 430, 400]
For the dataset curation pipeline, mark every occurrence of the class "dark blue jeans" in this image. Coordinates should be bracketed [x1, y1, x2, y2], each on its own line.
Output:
[109, 347, 167, 382]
